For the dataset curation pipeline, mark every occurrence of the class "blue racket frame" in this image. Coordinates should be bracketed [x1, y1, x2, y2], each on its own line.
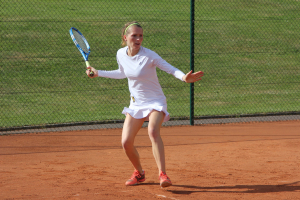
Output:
[70, 27, 94, 76]
[69, 27, 91, 62]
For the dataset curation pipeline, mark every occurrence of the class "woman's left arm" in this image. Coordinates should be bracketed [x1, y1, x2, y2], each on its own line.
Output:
[153, 51, 203, 83]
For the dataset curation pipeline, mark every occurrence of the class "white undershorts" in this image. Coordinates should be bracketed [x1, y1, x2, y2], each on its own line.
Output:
[122, 104, 170, 122]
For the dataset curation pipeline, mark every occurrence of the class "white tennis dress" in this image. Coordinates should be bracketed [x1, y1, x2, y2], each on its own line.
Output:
[98, 46, 185, 122]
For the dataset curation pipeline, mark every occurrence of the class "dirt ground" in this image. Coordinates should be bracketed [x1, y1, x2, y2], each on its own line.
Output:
[0, 120, 299, 200]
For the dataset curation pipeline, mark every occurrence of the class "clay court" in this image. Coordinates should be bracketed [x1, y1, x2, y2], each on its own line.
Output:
[1, 120, 300, 200]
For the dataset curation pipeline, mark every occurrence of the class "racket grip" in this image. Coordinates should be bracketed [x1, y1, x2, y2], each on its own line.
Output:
[85, 61, 94, 77]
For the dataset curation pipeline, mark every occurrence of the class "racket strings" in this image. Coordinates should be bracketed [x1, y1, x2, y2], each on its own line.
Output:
[73, 31, 89, 53]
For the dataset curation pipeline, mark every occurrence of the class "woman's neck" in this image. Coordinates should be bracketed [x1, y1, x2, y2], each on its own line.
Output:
[127, 47, 140, 57]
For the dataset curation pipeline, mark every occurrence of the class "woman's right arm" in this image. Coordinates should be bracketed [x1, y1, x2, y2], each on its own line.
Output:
[86, 66, 126, 79]
[86, 53, 127, 79]
[86, 54, 127, 79]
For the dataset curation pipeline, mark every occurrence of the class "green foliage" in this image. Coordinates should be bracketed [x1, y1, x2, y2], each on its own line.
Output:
[0, 0, 299, 128]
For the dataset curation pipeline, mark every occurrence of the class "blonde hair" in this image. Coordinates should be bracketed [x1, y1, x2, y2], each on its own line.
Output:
[121, 21, 142, 47]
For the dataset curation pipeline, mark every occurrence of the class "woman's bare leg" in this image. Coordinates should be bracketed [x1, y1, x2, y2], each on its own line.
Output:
[122, 114, 145, 173]
[148, 111, 166, 174]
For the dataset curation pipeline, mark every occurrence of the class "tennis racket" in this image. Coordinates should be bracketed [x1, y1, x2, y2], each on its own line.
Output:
[69, 27, 94, 77]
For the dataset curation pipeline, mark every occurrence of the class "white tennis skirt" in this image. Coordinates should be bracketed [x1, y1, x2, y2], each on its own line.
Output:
[122, 104, 170, 122]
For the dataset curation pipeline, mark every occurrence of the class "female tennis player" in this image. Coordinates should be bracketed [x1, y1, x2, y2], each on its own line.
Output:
[86, 21, 203, 187]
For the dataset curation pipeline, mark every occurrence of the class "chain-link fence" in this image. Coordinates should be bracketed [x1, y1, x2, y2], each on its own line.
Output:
[1, 0, 299, 133]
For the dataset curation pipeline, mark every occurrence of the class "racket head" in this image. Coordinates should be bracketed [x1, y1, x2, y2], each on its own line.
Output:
[69, 27, 90, 61]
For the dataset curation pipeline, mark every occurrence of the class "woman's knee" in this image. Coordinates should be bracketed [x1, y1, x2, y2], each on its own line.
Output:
[148, 111, 164, 142]
[121, 138, 134, 151]
[148, 127, 161, 142]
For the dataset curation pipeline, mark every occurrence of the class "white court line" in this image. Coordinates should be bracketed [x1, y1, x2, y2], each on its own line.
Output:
[156, 194, 179, 200]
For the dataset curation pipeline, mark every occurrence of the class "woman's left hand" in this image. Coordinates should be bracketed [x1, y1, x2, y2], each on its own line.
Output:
[183, 70, 204, 83]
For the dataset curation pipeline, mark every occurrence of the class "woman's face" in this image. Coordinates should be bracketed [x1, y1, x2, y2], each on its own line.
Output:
[124, 26, 143, 53]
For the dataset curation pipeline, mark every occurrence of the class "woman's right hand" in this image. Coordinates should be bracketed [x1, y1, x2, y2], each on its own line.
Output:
[86, 66, 98, 78]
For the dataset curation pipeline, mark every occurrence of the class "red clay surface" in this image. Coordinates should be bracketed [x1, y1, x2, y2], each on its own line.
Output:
[0, 120, 300, 200]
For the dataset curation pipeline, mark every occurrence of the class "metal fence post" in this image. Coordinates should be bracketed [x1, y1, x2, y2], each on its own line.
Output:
[190, 0, 195, 125]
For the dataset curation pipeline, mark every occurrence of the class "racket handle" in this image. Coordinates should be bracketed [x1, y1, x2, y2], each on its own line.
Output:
[85, 61, 94, 77]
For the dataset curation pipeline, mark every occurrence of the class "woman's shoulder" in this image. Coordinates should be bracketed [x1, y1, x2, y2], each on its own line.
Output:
[140, 46, 160, 58]
[117, 46, 127, 56]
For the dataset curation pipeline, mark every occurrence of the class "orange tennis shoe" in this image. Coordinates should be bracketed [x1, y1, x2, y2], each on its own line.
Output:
[125, 170, 145, 186]
[159, 171, 172, 188]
